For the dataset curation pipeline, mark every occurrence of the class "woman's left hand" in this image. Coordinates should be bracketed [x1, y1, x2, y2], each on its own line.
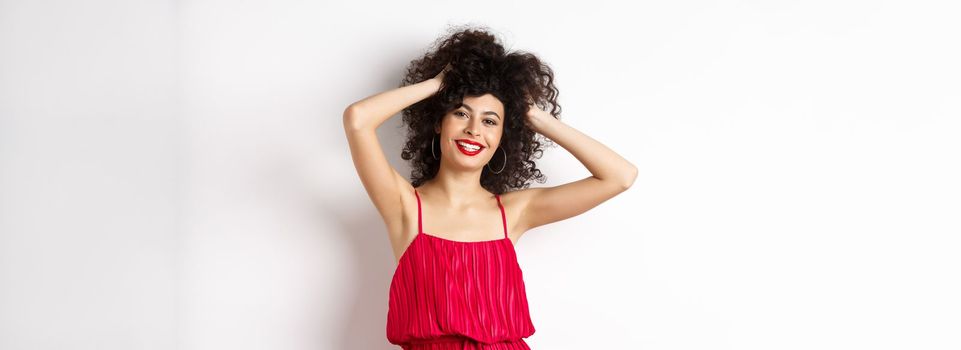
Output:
[524, 99, 554, 133]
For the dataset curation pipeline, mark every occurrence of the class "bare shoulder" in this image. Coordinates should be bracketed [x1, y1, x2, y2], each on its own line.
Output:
[497, 187, 545, 241]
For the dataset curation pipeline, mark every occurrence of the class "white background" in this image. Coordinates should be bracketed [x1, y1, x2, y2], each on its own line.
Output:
[1, 1, 959, 349]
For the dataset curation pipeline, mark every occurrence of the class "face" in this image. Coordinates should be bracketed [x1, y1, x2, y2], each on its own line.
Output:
[434, 93, 505, 171]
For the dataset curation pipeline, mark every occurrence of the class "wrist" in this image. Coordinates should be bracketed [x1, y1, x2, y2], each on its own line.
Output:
[424, 78, 442, 91]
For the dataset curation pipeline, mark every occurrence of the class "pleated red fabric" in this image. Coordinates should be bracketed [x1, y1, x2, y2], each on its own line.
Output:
[387, 188, 536, 349]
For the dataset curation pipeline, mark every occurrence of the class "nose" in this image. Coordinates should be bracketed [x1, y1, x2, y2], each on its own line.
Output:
[464, 119, 483, 136]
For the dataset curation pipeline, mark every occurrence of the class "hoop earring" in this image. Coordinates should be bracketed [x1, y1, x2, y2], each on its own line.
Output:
[431, 134, 439, 160]
[486, 147, 507, 174]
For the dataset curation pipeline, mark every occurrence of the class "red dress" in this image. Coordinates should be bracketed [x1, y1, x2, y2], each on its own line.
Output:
[387, 188, 536, 349]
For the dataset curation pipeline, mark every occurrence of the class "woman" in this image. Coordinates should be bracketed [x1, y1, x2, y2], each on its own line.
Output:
[343, 27, 637, 349]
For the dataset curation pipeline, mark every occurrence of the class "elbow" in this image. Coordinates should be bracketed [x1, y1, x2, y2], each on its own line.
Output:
[342, 104, 365, 131]
[619, 165, 638, 190]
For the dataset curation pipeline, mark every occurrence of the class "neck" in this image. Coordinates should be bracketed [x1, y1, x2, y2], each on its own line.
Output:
[422, 163, 490, 208]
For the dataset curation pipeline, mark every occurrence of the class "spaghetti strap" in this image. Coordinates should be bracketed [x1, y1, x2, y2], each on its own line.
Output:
[413, 189, 423, 235]
[495, 194, 508, 239]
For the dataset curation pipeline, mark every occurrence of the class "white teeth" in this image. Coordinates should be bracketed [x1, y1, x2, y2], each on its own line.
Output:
[456, 141, 481, 151]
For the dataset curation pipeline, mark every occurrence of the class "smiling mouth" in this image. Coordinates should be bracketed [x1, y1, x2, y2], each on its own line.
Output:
[455, 140, 483, 156]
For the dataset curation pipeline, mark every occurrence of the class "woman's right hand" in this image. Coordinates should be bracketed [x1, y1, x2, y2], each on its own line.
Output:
[431, 62, 452, 86]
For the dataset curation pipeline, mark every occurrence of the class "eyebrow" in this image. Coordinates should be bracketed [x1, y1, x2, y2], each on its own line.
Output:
[460, 103, 501, 120]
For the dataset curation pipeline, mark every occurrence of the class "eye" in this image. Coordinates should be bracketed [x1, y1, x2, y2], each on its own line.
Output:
[455, 111, 496, 125]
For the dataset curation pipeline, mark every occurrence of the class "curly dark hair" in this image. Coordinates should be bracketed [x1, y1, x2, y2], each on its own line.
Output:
[398, 25, 562, 195]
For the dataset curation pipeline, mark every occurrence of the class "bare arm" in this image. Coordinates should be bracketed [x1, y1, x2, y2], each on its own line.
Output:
[345, 63, 450, 130]
[514, 105, 639, 233]
[342, 67, 446, 226]
[530, 110, 637, 187]
[344, 78, 441, 131]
